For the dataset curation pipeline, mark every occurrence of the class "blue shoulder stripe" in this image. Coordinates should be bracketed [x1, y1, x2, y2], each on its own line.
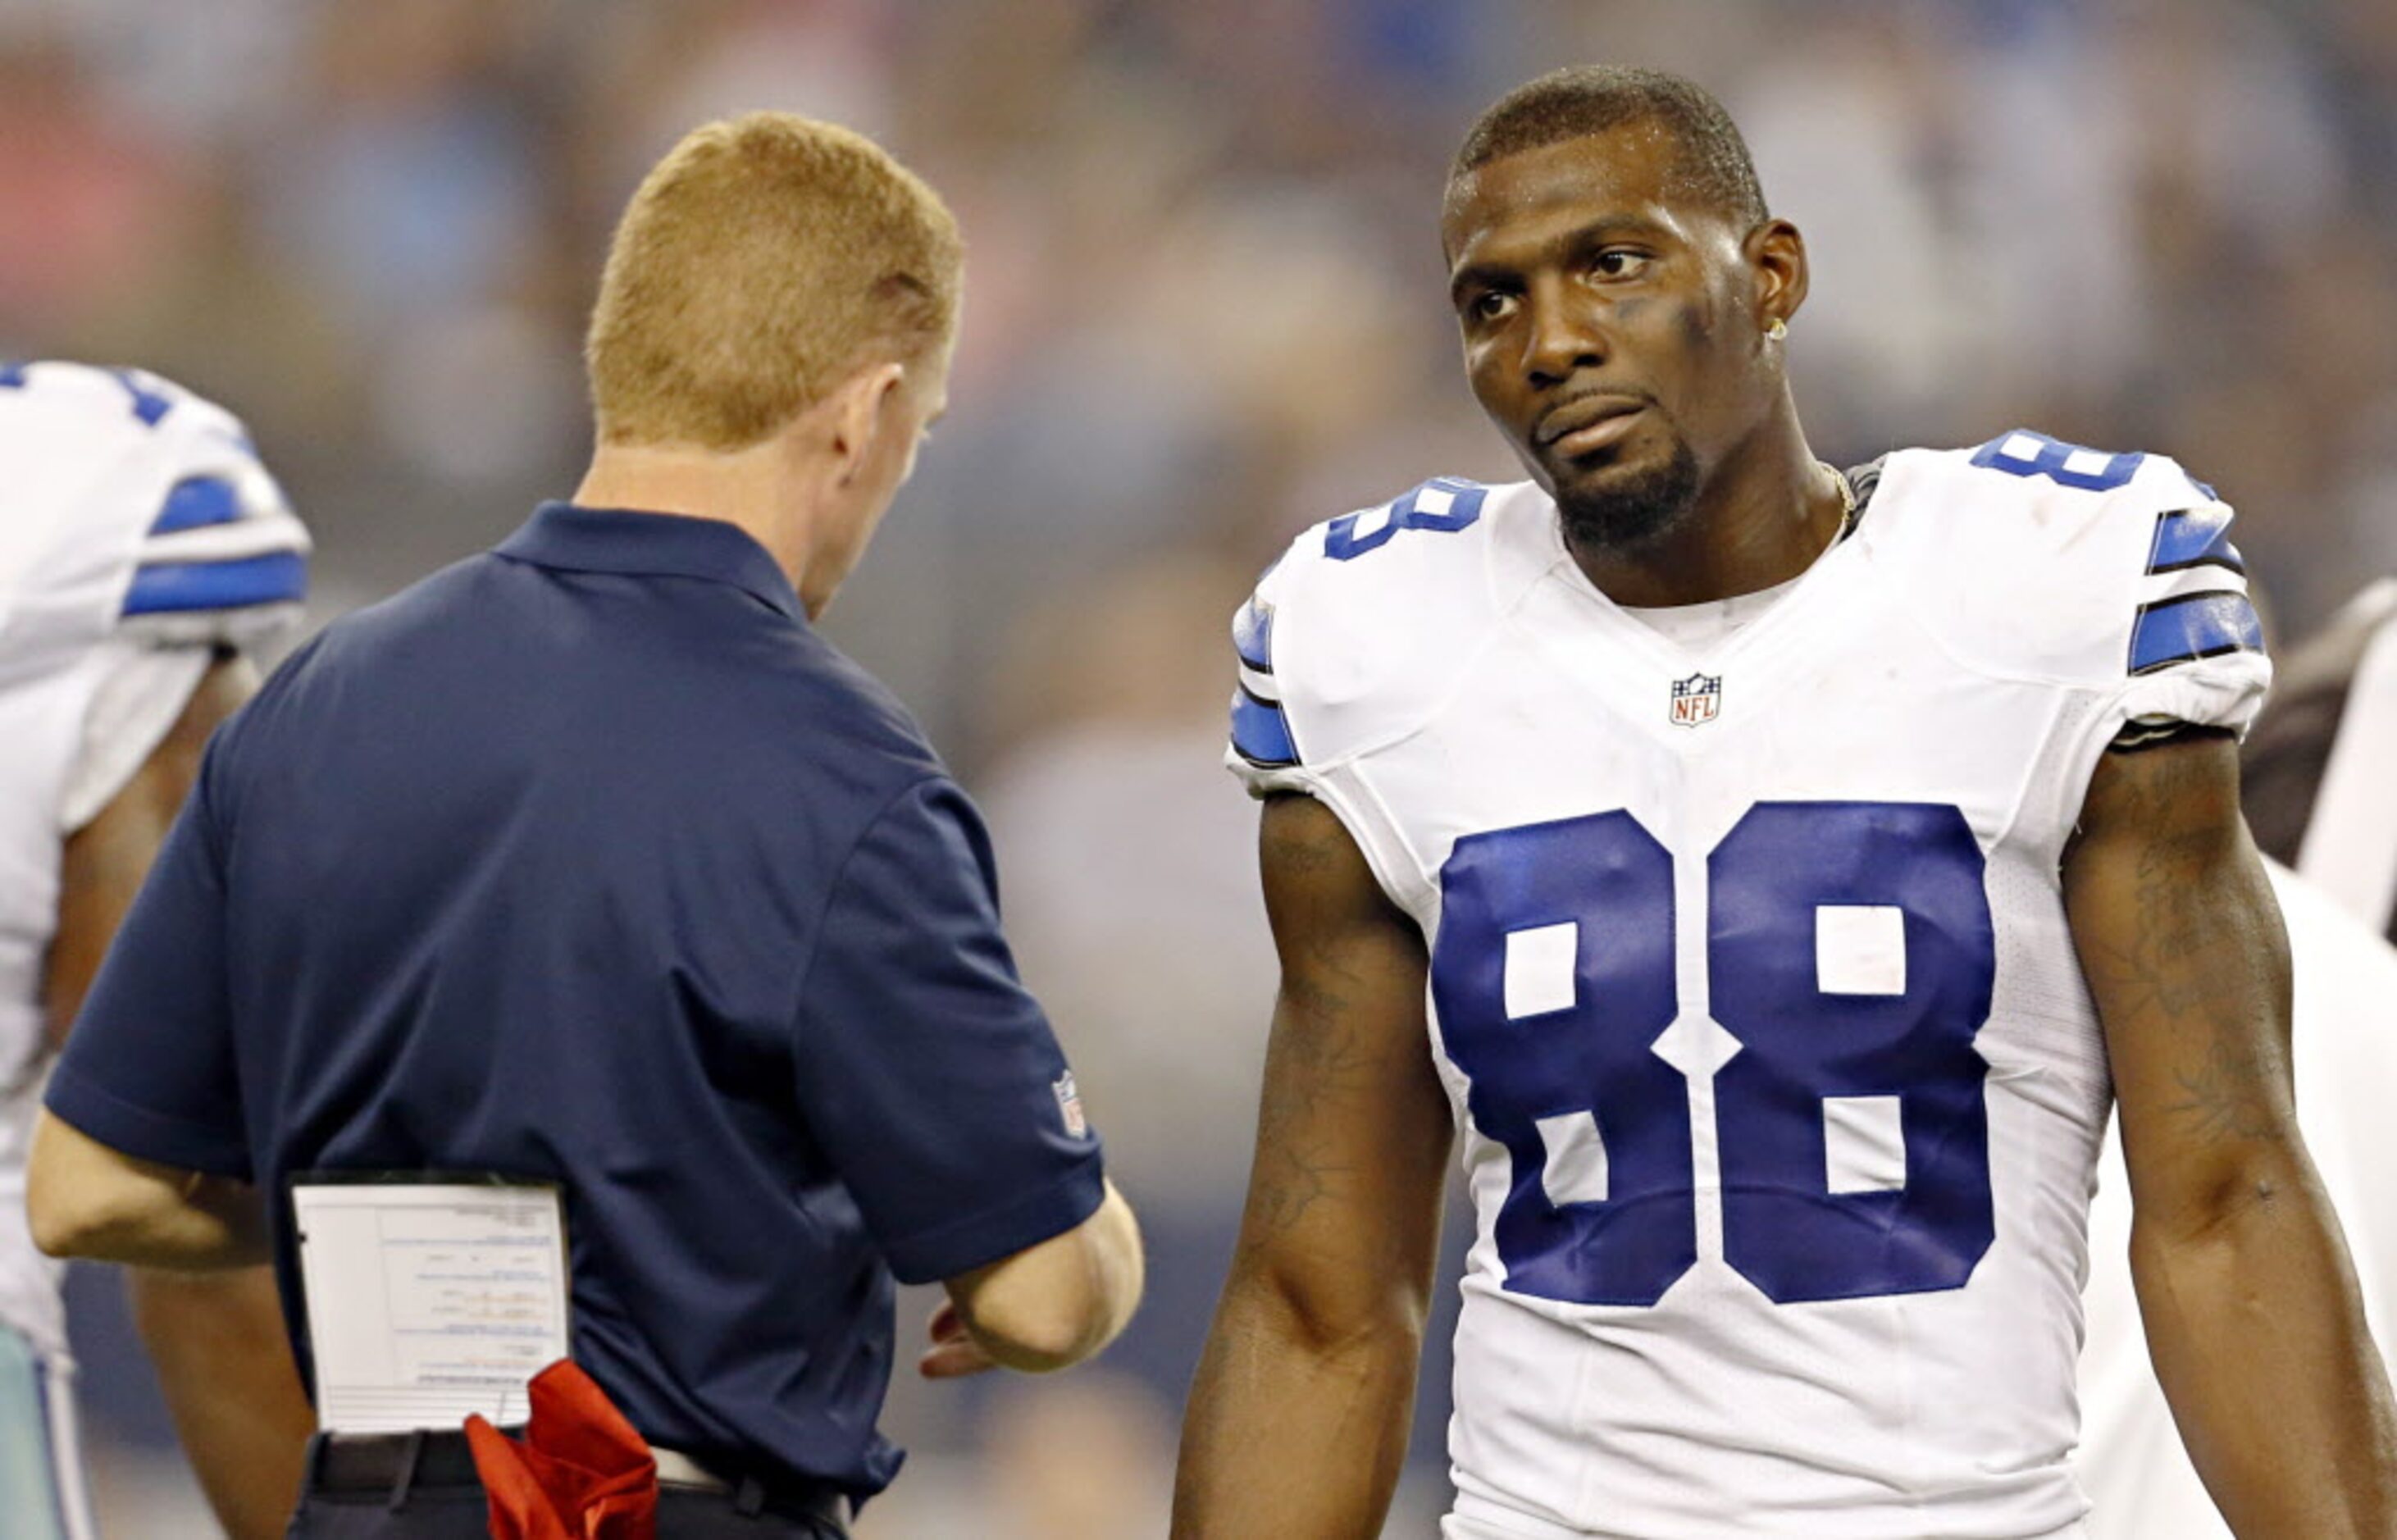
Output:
[2130, 590, 2263, 675]
[149, 476, 244, 535]
[2147, 507, 2244, 575]
[1229, 686, 1298, 768]
[1233, 596, 1275, 673]
[123, 552, 307, 617]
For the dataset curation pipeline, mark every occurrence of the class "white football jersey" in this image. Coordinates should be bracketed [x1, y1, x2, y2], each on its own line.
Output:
[0, 360, 307, 1355]
[1225, 432, 2268, 1538]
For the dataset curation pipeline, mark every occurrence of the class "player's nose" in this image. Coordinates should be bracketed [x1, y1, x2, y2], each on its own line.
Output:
[1522, 285, 1606, 390]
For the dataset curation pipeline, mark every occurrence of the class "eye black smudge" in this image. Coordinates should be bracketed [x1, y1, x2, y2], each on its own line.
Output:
[1674, 297, 1712, 349]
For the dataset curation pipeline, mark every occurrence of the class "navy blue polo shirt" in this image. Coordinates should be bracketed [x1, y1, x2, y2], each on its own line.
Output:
[48, 503, 1107, 1498]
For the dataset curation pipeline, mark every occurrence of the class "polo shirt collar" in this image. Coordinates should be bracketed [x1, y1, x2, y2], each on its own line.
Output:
[497, 502, 806, 622]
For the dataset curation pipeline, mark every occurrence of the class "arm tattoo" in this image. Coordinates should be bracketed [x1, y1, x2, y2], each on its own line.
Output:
[2081, 745, 2283, 1146]
[1249, 965, 1371, 1234]
[1245, 800, 1421, 1236]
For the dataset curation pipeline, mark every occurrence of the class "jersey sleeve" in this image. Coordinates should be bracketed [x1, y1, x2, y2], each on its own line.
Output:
[1889, 432, 2271, 738]
[1224, 541, 1315, 798]
[59, 431, 311, 832]
[790, 777, 1105, 1284]
[113, 444, 310, 653]
[2104, 469, 2269, 740]
[0, 362, 311, 832]
[1224, 476, 1509, 802]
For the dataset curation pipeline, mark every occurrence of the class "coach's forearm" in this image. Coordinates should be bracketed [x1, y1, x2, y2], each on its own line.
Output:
[1172, 1271, 1423, 1538]
[2135, 1146, 2397, 1538]
[954, 1181, 1145, 1373]
[26, 1110, 269, 1269]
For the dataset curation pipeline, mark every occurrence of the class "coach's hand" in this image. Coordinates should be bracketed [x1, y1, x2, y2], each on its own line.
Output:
[919, 1297, 998, 1378]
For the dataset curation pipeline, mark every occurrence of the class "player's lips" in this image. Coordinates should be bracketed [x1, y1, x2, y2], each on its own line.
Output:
[1534, 394, 1646, 455]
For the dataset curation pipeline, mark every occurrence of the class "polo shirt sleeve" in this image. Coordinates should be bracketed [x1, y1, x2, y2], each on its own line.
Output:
[43, 745, 249, 1178]
[794, 777, 1105, 1284]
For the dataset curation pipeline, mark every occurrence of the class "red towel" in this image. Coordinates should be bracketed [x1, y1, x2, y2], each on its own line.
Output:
[466, 1360, 658, 1539]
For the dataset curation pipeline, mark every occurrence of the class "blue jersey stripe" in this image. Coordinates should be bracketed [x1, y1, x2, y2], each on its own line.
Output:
[123, 552, 306, 617]
[1233, 599, 1275, 673]
[1230, 688, 1297, 767]
[149, 476, 244, 535]
[2148, 507, 2244, 574]
[2129, 590, 2263, 675]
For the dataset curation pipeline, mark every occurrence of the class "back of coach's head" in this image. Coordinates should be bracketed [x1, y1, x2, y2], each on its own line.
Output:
[585, 112, 963, 453]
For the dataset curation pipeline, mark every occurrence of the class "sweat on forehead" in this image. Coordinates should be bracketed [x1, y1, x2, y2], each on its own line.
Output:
[1444, 65, 1768, 233]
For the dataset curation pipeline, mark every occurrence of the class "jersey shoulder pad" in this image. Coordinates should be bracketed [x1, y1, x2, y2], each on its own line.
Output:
[1866, 431, 2265, 727]
[0, 360, 310, 654]
[1226, 476, 1517, 788]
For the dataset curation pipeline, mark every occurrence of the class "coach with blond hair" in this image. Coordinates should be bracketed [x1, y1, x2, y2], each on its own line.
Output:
[25, 112, 1142, 1538]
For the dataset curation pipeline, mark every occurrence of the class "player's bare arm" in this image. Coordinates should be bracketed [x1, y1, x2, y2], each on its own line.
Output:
[33, 652, 271, 1272]
[1173, 792, 1452, 1538]
[133, 1269, 313, 1540]
[38, 653, 312, 1538]
[921, 1178, 1143, 1377]
[2067, 731, 2397, 1535]
[42, 654, 249, 1044]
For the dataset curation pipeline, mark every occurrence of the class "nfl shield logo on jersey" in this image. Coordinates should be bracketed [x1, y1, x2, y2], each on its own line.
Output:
[1669, 672, 1721, 728]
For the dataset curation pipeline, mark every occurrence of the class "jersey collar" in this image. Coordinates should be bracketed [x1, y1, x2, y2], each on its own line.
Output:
[496, 502, 805, 622]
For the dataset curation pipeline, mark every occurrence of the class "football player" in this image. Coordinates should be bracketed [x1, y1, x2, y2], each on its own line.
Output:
[2244, 576, 2397, 941]
[1173, 67, 2397, 1538]
[0, 360, 316, 1537]
[2079, 580, 2397, 1537]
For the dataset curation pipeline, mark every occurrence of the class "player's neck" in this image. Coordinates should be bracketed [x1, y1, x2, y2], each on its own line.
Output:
[1565, 429, 1848, 609]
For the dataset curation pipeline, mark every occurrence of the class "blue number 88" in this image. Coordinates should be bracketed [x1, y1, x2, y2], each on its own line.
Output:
[1432, 801, 1996, 1307]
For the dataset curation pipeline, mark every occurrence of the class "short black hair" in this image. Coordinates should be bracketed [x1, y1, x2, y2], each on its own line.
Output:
[1447, 66, 1768, 230]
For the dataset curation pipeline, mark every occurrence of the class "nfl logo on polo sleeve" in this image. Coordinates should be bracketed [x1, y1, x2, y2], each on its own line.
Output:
[1051, 1072, 1087, 1139]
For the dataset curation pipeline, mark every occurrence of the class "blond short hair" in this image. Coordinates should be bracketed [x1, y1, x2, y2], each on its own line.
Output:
[586, 112, 963, 450]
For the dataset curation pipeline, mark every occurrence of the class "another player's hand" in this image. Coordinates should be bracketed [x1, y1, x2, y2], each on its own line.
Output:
[918, 1296, 998, 1379]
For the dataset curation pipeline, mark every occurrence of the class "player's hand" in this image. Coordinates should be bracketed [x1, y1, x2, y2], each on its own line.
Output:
[918, 1296, 998, 1379]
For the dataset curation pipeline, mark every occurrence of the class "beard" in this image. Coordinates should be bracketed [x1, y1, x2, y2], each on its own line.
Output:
[1552, 435, 1701, 551]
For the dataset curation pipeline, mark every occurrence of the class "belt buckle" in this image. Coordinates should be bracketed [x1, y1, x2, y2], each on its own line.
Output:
[648, 1446, 729, 1493]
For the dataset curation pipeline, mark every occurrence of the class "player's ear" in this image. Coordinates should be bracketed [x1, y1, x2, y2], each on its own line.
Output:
[827, 360, 907, 487]
[1746, 217, 1809, 338]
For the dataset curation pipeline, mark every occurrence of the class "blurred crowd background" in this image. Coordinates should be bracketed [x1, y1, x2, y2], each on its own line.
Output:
[7, 0, 2395, 1533]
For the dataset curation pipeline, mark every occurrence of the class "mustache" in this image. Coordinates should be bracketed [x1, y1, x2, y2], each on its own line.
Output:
[1533, 388, 1660, 448]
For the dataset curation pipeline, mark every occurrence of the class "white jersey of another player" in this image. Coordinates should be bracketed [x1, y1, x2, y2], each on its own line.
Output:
[1226, 432, 2267, 1538]
[0, 360, 308, 1360]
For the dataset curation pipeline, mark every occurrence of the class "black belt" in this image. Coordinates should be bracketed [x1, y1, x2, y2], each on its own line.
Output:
[310, 1429, 851, 1529]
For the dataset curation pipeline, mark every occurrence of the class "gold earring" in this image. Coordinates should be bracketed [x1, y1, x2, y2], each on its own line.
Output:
[1766, 317, 1789, 341]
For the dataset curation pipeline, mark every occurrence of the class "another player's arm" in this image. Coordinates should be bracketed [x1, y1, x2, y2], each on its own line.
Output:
[2066, 732, 2397, 1536]
[31, 653, 272, 1269]
[920, 1179, 1144, 1377]
[35, 654, 313, 1540]
[130, 1269, 313, 1540]
[43, 654, 248, 1043]
[1173, 792, 1451, 1538]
